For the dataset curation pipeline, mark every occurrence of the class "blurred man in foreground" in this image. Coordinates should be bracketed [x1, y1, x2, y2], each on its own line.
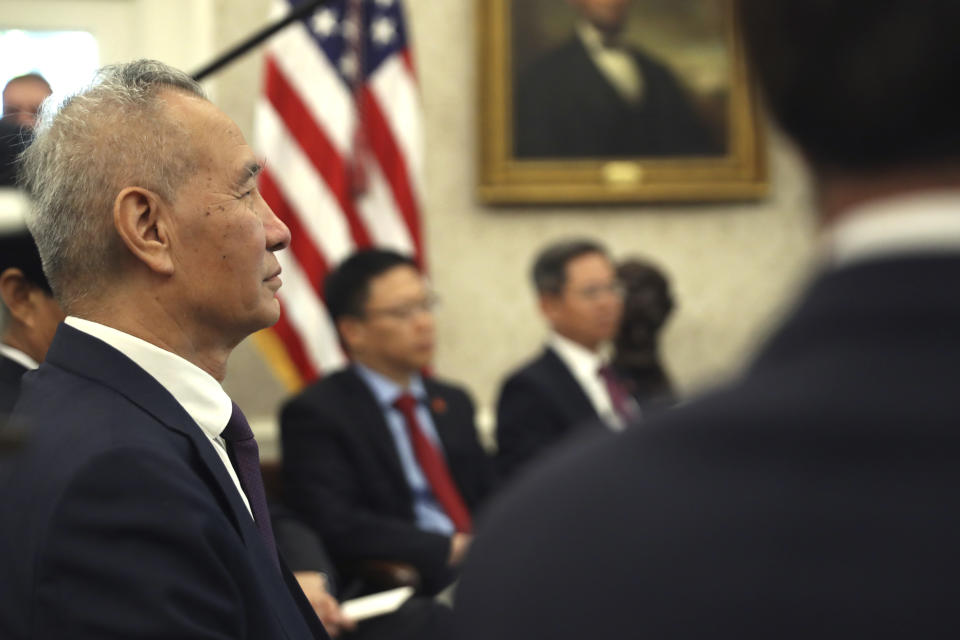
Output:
[0, 60, 327, 639]
[456, 2, 960, 638]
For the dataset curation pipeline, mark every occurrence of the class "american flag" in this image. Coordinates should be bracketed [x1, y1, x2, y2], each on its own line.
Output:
[253, 0, 425, 388]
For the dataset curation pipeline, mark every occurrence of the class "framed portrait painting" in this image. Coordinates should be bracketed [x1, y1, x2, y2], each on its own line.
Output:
[477, 0, 767, 204]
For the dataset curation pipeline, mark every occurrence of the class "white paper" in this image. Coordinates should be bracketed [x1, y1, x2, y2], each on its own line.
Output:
[340, 586, 415, 622]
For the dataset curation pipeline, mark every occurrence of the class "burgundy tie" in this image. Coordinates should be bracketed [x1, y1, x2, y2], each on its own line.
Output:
[598, 365, 637, 424]
[393, 393, 473, 533]
[221, 402, 280, 569]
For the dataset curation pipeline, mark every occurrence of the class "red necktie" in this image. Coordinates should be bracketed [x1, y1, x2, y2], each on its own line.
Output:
[598, 365, 637, 424]
[393, 393, 473, 533]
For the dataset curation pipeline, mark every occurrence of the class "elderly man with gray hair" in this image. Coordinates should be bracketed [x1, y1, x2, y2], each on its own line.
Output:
[0, 60, 329, 639]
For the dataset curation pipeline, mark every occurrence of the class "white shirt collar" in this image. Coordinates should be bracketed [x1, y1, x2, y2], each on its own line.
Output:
[824, 190, 960, 268]
[548, 332, 607, 380]
[576, 20, 608, 54]
[64, 316, 233, 440]
[547, 332, 622, 429]
[0, 343, 38, 370]
[575, 20, 642, 104]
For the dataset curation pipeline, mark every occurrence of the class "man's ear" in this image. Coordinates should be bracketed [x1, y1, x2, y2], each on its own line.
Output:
[113, 186, 174, 276]
[0, 268, 33, 324]
[337, 316, 365, 355]
[539, 293, 562, 324]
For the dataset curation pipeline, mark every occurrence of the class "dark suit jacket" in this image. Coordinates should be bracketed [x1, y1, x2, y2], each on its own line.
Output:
[457, 254, 960, 639]
[515, 36, 722, 158]
[495, 347, 608, 480]
[272, 507, 456, 640]
[0, 353, 27, 417]
[281, 368, 494, 594]
[0, 325, 328, 639]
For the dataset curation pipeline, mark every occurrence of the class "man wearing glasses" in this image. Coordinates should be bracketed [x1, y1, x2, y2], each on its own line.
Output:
[496, 238, 633, 481]
[281, 249, 494, 596]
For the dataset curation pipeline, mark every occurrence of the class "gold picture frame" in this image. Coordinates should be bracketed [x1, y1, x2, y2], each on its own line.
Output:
[477, 0, 767, 204]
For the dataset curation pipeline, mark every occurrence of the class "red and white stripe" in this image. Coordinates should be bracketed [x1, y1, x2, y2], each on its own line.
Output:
[254, 0, 425, 386]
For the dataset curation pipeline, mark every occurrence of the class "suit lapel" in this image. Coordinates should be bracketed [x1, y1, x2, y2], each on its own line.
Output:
[541, 347, 603, 425]
[341, 370, 410, 493]
[0, 354, 27, 383]
[45, 325, 322, 639]
[424, 380, 460, 462]
[280, 556, 330, 639]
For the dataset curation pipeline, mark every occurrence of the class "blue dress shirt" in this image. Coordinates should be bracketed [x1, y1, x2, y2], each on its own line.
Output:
[353, 364, 456, 535]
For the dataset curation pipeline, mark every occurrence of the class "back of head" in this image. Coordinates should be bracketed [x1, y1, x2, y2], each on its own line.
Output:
[0, 230, 50, 294]
[324, 249, 418, 322]
[531, 238, 609, 295]
[737, 0, 960, 171]
[18, 59, 205, 312]
[615, 257, 672, 340]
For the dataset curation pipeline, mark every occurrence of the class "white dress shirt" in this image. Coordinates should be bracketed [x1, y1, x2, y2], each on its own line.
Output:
[548, 332, 624, 431]
[0, 343, 38, 370]
[577, 20, 644, 105]
[824, 191, 960, 267]
[64, 316, 252, 516]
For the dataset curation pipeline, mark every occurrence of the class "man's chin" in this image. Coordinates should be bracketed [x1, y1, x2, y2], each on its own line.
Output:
[255, 299, 283, 331]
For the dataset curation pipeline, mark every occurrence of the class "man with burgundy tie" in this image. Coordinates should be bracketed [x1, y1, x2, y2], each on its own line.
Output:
[0, 60, 328, 639]
[496, 238, 635, 482]
[281, 249, 494, 595]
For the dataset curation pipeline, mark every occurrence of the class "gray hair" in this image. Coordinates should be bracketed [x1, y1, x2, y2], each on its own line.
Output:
[19, 59, 206, 310]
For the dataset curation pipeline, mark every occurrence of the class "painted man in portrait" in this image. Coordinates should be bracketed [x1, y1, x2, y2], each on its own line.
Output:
[514, 0, 723, 158]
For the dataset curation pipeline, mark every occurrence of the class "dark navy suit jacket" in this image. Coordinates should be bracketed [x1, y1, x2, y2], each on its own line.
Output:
[514, 36, 722, 158]
[0, 324, 328, 639]
[0, 353, 28, 417]
[458, 254, 960, 639]
[281, 367, 495, 595]
[495, 347, 608, 481]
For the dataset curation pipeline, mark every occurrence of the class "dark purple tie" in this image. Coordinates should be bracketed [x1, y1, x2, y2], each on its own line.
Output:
[598, 365, 637, 424]
[221, 402, 279, 569]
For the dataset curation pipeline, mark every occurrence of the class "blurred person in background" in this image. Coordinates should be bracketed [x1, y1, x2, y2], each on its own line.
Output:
[0, 231, 63, 415]
[2, 73, 51, 130]
[282, 249, 495, 597]
[495, 238, 636, 482]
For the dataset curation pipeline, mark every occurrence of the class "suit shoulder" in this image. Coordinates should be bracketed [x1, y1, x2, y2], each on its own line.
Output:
[500, 350, 563, 391]
[424, 376, 473, 403]
[54, 445, 220, 509]
[283, 368, 358, 409]
[14, 367, 186, 455]
[519, 38, 587, 83]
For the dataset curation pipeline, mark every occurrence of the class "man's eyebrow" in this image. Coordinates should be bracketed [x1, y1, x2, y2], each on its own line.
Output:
[234, 161, 263, 189]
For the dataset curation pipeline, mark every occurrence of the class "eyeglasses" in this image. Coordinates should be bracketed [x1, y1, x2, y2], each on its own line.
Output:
[364, 293, 441, 321]
[567, 282, 626, 301]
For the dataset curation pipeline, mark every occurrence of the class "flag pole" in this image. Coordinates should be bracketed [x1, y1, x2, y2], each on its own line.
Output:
[191, 0, 333, 82]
